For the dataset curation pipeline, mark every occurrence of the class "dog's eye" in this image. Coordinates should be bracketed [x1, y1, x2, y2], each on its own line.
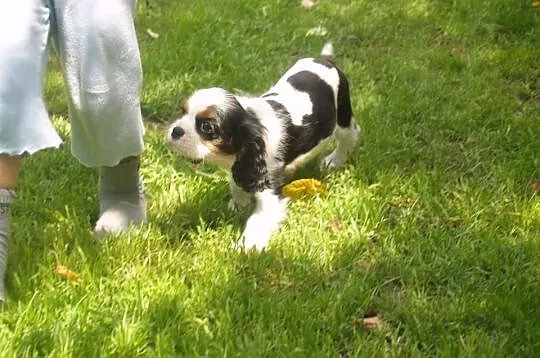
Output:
[196, 116, 219, 139]
[200, 121, 214, 134]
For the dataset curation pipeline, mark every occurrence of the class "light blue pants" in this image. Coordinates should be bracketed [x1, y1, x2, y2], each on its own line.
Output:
[0, 0, 144, 167]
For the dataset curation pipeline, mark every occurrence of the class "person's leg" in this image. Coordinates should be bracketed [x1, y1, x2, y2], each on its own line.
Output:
[51, 0, 146, 235]
[0, 156, 22, 189]
[0, 0, 60, 301]
[0, 156, 21, 301]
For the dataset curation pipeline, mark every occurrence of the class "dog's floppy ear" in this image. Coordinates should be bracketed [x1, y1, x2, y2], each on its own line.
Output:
[232, 112, 269, 193]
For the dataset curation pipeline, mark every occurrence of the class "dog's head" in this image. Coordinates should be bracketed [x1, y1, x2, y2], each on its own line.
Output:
[167, 87, 269, 192]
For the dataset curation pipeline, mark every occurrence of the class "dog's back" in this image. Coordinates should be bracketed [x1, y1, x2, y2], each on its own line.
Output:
[259, 45, 353, 164]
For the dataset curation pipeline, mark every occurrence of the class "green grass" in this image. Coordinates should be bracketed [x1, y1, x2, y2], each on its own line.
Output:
[2, 0, 540, 356]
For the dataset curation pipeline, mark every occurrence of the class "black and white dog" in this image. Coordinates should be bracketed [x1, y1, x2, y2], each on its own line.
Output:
[167, 43, 360, 250]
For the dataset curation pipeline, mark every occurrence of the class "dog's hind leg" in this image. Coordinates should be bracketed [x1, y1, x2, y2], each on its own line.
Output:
[322, 67, 361, 169]
[322, 122, 360, 169]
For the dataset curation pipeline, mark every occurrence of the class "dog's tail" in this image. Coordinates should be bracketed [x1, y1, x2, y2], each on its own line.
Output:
[320, 42, 334, 59]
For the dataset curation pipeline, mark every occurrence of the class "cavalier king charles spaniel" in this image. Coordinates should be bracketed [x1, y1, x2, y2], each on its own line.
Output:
[167, 43, 360, 251]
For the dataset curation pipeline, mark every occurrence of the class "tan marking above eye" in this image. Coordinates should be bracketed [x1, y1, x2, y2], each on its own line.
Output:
[196, 106, 217, 120]
[181, 100, 189, 113]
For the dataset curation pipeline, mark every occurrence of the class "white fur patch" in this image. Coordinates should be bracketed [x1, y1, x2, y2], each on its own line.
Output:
[321, 42, 334, 57]
[187, 87, 228, 114]
[264, 87, 312, 126]
[242, 190, 289, 251]
[167, 117, 212, 161]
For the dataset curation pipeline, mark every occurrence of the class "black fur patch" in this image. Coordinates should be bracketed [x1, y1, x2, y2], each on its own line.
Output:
[265, 99, 294, 164]
[231, 110, 270, 193]
[271, 70, 337, 163]
[335, 66, 353, 128]
[216, 97, 251, 155]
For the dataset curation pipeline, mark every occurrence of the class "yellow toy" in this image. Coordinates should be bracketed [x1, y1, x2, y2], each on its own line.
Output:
[55, 263, 80, 282]
[282, 179, 324, 200]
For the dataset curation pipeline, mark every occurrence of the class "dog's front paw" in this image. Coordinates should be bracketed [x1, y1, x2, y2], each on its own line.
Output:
[238, 195, 289, 252]
[241, 212, 273, 251]
[241, 225, 272, 252]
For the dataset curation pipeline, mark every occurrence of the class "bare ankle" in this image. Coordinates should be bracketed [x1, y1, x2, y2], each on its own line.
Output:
[0, 155, 22, 189]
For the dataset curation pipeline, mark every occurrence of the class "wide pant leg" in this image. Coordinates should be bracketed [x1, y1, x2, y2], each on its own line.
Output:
[0, 0, 62, 155]
[50, 0, 145, 167]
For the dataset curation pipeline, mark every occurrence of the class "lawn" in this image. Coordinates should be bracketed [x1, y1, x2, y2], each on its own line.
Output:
[1, 0, 539, 356]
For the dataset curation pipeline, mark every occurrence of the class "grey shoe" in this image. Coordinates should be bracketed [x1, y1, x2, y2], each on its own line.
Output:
[94, 156, 147, 237]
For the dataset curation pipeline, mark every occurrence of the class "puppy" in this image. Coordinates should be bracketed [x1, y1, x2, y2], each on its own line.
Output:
[167, 43, 360, 250]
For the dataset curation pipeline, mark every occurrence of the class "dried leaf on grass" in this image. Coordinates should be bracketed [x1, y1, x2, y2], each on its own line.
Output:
[353, 309, 386, 332]
[355, 259, 372, 271]
[451, 46, 467, 57]
[363, 315, 384, 331]
[529, 181, 540, 193]
[532, 1, 540, 7]
[390, 195, 417, 209]
[55, 264, 80, 282]
[329, 218, 342, 234]
[465, 136, 476, 145]
[327, 270, 340, 282]
[301, 0, 316, 9]
[146, 28, 159, 39]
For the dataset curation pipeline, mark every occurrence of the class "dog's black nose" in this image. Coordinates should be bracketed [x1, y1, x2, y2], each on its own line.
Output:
[171, 126, 185, 139]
